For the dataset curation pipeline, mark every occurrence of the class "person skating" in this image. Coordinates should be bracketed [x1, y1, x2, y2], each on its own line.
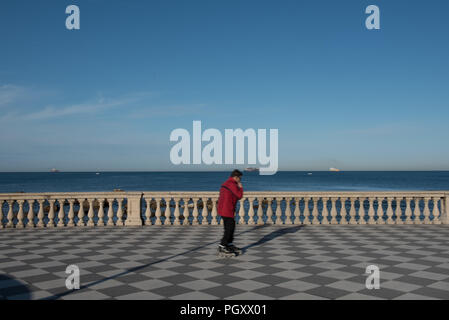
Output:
[217, 169, 244, 256]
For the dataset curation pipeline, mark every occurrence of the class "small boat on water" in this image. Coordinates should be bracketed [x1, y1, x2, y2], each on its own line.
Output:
[50, 168, 60, 173]
[329, 167, 341, 172]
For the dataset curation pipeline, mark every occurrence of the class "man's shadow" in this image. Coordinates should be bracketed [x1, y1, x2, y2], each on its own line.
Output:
[40, 224, 303, 299]
[241, 225, 304, 254]
[41, 224, 270, 300]
[0, 275, 32, 300]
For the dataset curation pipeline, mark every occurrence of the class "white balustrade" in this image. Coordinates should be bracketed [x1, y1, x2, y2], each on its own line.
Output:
[0, 191, 448, 228]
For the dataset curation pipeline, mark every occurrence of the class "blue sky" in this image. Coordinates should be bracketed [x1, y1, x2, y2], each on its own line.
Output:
[0, 0, 448, 172]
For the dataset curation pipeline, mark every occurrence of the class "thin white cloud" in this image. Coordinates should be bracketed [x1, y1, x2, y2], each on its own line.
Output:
[127, 103, 207, 118]
[0, 84, 23, 107]
[24, 97, 130, 120]
[0, 90, 155, 122]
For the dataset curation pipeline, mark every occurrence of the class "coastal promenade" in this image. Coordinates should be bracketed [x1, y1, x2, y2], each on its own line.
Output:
[1, 191, 449, 300]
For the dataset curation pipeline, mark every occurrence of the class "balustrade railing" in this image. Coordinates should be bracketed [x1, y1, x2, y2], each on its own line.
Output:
[1, 191, 448, 228]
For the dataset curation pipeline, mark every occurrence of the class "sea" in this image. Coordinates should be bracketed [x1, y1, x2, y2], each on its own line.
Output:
[0, 171, 448, 193]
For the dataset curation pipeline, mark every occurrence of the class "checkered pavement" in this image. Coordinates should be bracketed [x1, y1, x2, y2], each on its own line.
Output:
[1, 225, 449, 300]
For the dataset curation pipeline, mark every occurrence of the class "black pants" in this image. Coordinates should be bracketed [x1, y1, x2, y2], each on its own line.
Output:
[220, 216, 235, 246]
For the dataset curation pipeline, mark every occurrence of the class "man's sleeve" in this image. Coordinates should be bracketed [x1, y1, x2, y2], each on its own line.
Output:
[232, 183, 243, 200]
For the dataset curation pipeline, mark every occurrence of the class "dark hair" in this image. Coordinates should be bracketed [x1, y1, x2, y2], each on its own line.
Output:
[230, 169, 243, 177]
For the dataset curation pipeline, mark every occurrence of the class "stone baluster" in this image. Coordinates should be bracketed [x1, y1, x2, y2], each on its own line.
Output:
[207, 198, 215, 226]
[413, 198, 422, 224]
[266, 198, 273, 224]
[358, 197, 366, 225]
[192, 197, 199, 225]
[442, 196, 449, 224]
[6, 201, 15, 228]
[16, 200, 25, 228]
[367, 198, 375, 224]
[310, 198, 319, 225]
[97, 199, 105, 226]
[330, 197, 337, 224]
[340, 197, 348, 224]
[293, 197, 300, 225]
[27, 200, 35, 228]
[164, 198, 172, 226]
[423, 197, 431, 224]
[386, 197, 394, 224]
[321, 197, 329, 225]
[275, 198, 282, 225]
[375, 197, 382, 224]
[431, 197, 441, 224]
[238, 198, 246, 225]
[256, 197, 264, 225]
[404, 197, 413, 224]
[36, 200, 45, 227]
[57, 200, 65, 227]
[349, 198, 357, 225]
[303, 197, 311, 224]
[144, 198, 151, 226]
[285, 197, 293, 225]
[247, 198, 255, 225]
[154, 197, 162, 226]
[86, 199, 95, 227]
[47, 200, 56, 227]
[173, 197, 181, 226]
[77, 199, 86, 226]
[67, 200, 75, 227]
[395, 197, 404, 225]
[116, 198, 124, 226]
[107, 199, 115, 226]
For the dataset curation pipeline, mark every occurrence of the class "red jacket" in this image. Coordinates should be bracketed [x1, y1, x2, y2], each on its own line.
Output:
[217, 177, 244, 218]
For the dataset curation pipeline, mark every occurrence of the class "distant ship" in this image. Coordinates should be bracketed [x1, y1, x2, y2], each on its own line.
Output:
[50, 168, 60, 173]
[244, 167, 259, 172]
[329, 167, 340, 172]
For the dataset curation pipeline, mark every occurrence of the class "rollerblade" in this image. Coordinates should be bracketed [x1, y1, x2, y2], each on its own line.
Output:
[217, 245, 237, 258]
[227, 244, 242, 255]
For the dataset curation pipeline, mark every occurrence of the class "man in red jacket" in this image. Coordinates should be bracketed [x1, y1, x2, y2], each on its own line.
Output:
[218, 169, 244, 255]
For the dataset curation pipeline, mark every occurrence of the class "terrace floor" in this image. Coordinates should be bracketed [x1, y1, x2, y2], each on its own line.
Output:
[1, 224, 449, 300]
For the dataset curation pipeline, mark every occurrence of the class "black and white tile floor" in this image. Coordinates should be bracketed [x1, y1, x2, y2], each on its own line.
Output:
[0, 225, 448, 300]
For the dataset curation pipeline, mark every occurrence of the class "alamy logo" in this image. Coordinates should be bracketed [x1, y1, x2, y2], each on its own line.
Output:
[66, 5, 80, 30]
[365, 5, 380, 30]
[169, 121, 278, 175]
[65, 264, 80, 290]
[365, 265, 380, 289]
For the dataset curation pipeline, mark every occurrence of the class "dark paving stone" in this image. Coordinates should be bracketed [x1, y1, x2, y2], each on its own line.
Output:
[305, 286, 351, 299]
[411, 287, 449, 299]
[213, 266, 247, 274]
[253, 285, 298, 299]
[250, 266, 286, 275]
[2, 265, 33, 273]
[250, 275, 290, 286]
[300, 275, 339, 286]
[202, 285, 246, 299]
[296, 266, 330, 275]
[207, 275, 246, 285]
[97, 284, 141, 298]
[357, 288, 403, 299]
[20, 273, 60, 284]
[392, 276, 438, 287]
[161, 274, 199, 285]
[151, 285, 191, 298]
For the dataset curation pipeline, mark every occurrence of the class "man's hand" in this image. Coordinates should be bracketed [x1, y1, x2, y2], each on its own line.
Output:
[237, 182, 243, 189]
